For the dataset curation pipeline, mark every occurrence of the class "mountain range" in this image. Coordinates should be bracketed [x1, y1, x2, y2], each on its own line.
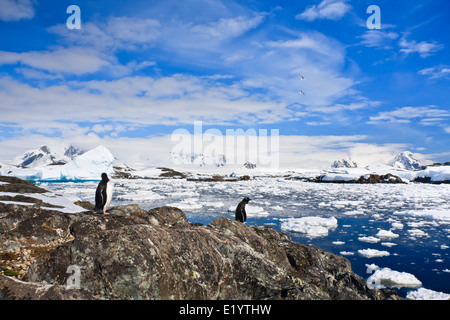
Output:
[13, 145, 84, 168]
[9, 144, 427, 173]
[389, 151, 424, 171]
[329, 151, 424, 171]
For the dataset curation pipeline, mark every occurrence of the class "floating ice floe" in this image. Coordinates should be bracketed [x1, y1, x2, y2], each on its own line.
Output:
[406, 288, 450, 300]
[358, 236, 380, 243]
[344, 210, 365, 216]
[366, 267, 422, 289]
[390, 222, 404, 230]
[227, 204, 269, 217]
[280, 216, 337, 238]
[395, 209, 450, 223]
[116, 190, 164, 201]
[381, 242, 397, 247]
[246, 205, 270, 217]
[169, 198, 203, 210]
[358, 248, 390, 258]
[200, 201, 224, 208]
[408, 228, 429, 238]
[376, 229, 399, 238]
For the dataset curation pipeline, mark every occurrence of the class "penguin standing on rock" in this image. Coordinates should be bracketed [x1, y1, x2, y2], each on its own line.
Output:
[95, 173, 113, 215]
[235, 197, 251, 223]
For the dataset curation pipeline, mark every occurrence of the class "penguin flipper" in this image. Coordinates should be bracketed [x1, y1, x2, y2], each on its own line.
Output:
[101, 187, 107, 208]
[95, 183, 105, 211]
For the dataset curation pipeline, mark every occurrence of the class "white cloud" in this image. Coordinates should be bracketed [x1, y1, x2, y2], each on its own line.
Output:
[368, 106, 450, 124]
[0, 75, 287, 127]
[0, 0, 35, 21]
[313, 101, 381, 113]
[0, 130, 407, 170]
[418, 65, 450, 79]
[0, 48, 111, 75]
[359, 30, 399, 49]
[399, 35, 444, 58]
[296, 0, 351, 21]
[274, 135, 405, 168]
[191, 15, 264, 40]
[48, 17, 161, 52]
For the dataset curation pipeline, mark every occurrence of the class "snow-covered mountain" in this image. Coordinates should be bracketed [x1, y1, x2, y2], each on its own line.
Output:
[4, 145, 115, 181]
[329, 157, 358, 169]
[170, 152, 226, 167]
[13, 145, 84, 168]
[390, 151, 423, 171]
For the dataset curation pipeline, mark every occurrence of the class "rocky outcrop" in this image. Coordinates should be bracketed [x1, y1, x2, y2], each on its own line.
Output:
[0, 176, 47, 193]
[0, 176, 401, 300]
[0, 274, 93, 300]
[357, 173, 404, 184]
[0, 200, 399, 300]
[314, 173, 404, 184]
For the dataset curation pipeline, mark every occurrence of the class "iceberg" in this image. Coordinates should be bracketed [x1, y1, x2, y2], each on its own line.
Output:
[367, 267, 422, 289]
[406, 288, 450, 300]
[4, 146, 115, 182]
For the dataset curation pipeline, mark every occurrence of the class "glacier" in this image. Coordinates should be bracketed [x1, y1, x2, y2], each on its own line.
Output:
[1, 146, 114, 182]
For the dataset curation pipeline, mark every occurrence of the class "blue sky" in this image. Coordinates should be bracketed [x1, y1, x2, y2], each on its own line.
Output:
[0, 0, 449, 168]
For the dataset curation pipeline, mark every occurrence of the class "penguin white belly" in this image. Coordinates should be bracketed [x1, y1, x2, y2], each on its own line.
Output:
[105, 181, 113, 210]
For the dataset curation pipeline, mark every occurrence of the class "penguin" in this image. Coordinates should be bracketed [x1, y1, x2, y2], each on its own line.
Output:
[235, 197, 251, 223]
[95, 173, 113, 215]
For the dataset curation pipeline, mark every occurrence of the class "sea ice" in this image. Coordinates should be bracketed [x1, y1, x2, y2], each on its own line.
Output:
[358, 236, 380, 243]
[358, 248, 390, 258]
[381, 242, 397, 247]
[367, 267, 422, 289]
[169, 198, 203, 210]
[395, 209, 450, 223]
[344, 210, 365, 216]
[406, 287, 450, 300]
[280, 216, 338, 238]
[376, 230, 399, 238]
[408, 229, 429, 237]
[116, 190, 164, 201]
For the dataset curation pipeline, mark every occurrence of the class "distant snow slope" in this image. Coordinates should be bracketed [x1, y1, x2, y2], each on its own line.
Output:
[3, 145, 114, 181]
[13, 145, 84, 168]
[390, 151, 423, 170]
[329, 157, 358, 169]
